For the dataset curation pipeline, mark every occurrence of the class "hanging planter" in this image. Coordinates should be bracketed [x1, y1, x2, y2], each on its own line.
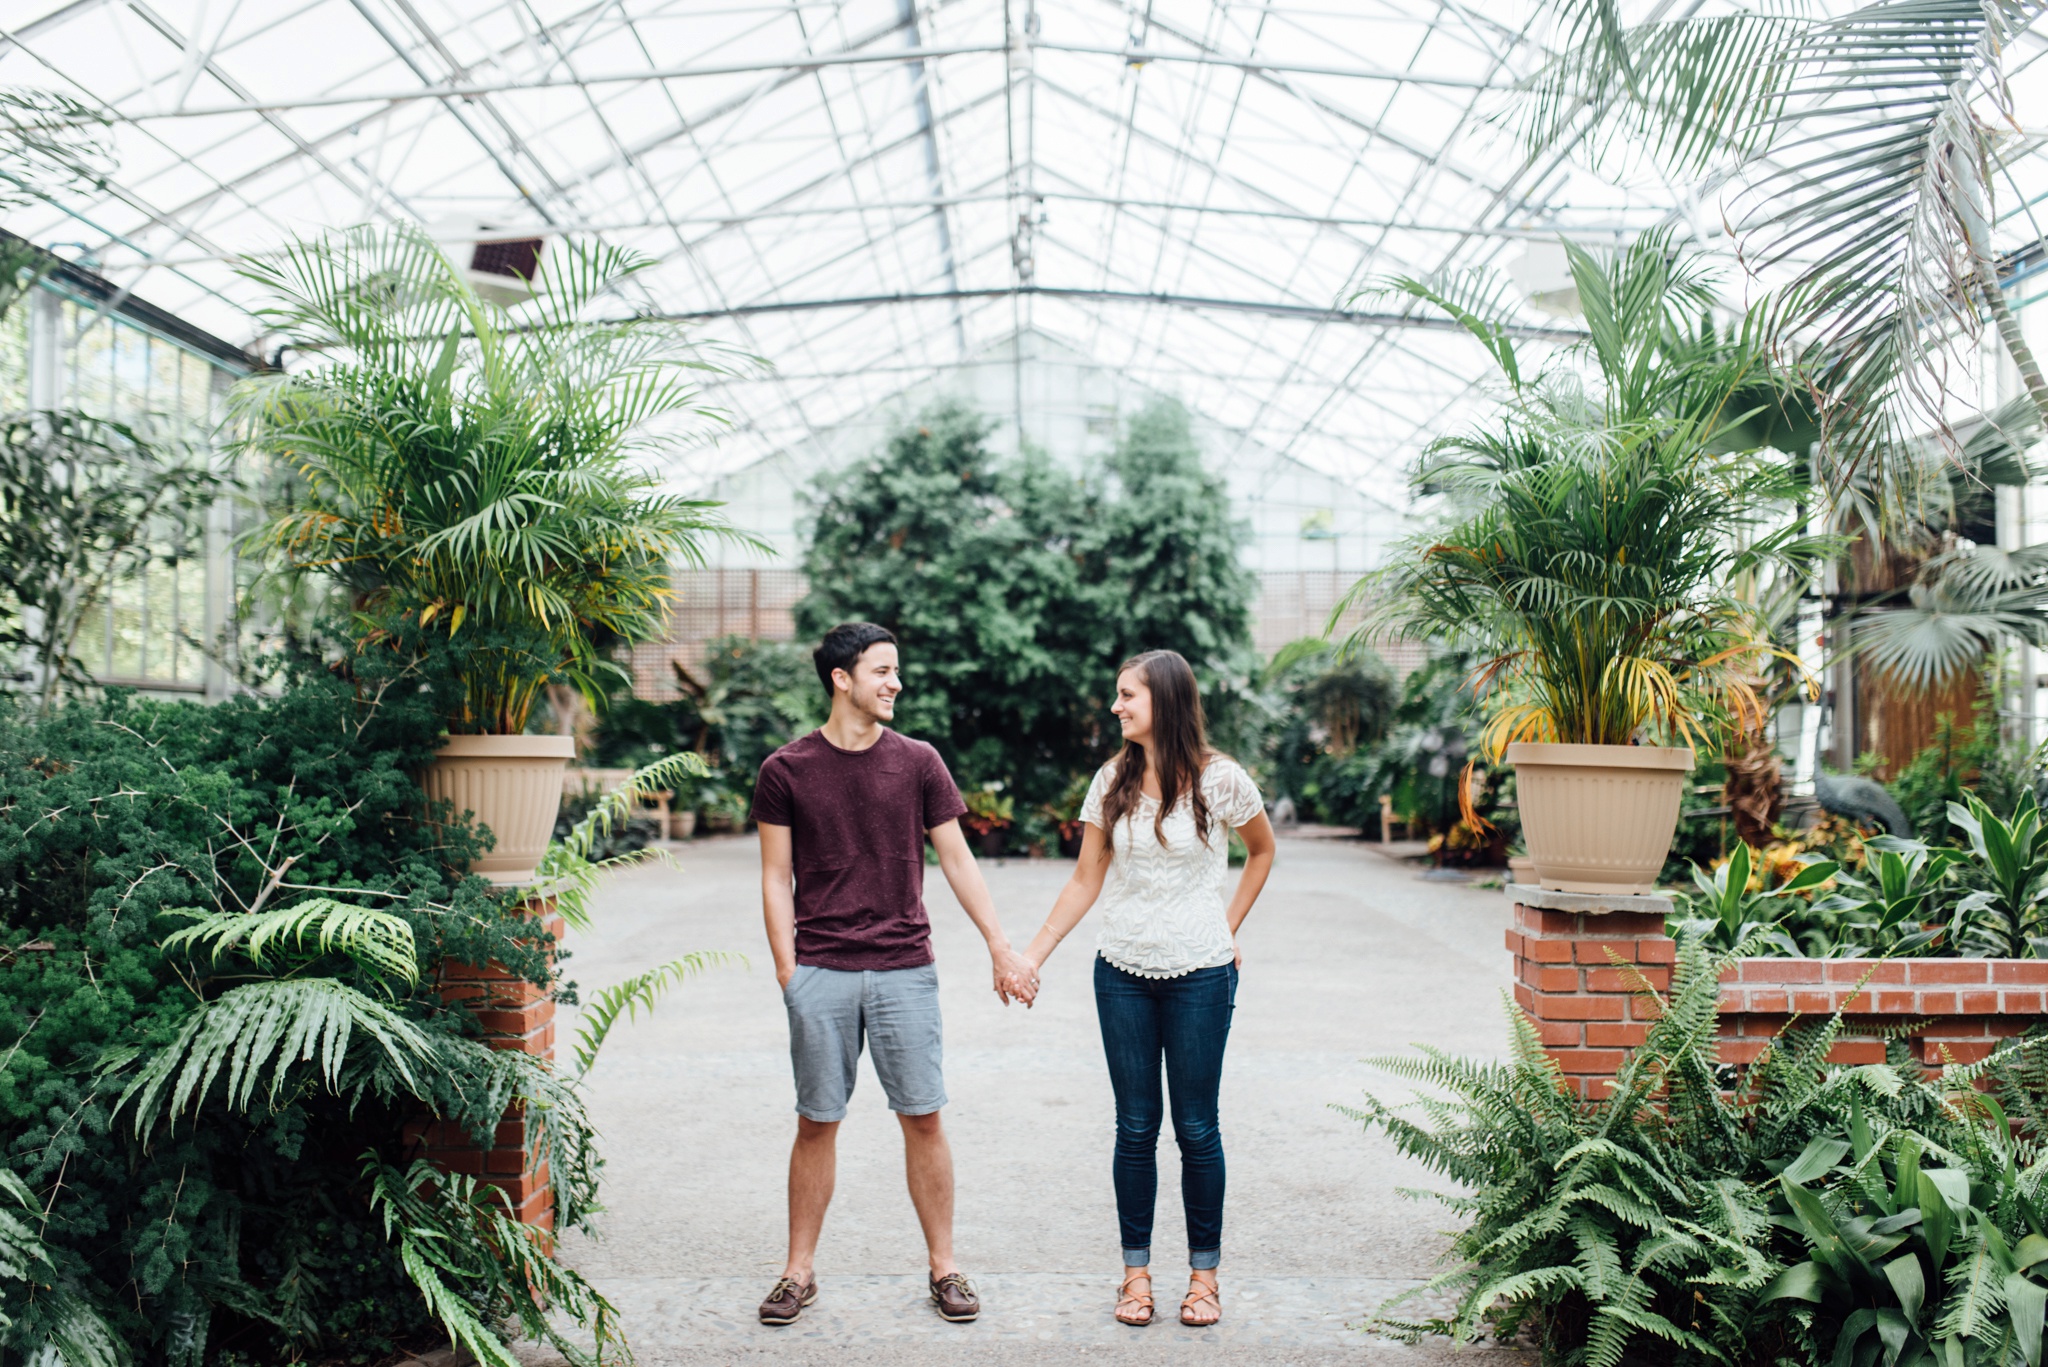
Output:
[1506, 743, 1693, 894]
[425, 735, 577, 886]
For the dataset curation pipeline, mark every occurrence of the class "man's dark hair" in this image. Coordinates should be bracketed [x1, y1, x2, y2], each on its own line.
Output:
[814, 622, 898, 692]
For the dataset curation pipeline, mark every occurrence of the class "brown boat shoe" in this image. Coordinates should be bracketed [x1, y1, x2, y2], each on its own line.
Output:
[929, 1271, 980, 1322]
[758, 1274, 818, 1325]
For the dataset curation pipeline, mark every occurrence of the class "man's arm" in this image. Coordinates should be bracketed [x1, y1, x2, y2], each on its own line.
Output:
[928, 819, 1034, 1005]
[759, 821, 799, 990]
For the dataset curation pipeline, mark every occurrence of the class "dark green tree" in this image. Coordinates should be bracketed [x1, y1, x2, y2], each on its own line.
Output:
[795, 400, 1254, 807]
[1077, 399, 1255, 674]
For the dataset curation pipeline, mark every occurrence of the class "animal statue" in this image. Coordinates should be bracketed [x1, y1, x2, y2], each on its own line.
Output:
[1813, 771, 1912, 838]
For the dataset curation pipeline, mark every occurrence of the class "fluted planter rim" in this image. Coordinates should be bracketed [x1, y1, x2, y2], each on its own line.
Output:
[426, 734, 576, 887]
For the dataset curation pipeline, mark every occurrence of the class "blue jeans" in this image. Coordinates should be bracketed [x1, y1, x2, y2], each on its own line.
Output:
[1093, 955, 1237, 1270]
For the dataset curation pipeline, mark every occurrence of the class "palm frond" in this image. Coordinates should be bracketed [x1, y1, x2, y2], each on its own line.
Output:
[571, 953, 734, 1078]
[367, 1157, 626, 1367]
[120, 979, 437, 1135]
[158, 898, 419, 985]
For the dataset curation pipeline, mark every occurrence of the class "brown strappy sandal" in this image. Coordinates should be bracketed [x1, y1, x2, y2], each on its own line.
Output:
[1114, 1271, 1154, 1326]
[1180, 1270, 1221, 1327]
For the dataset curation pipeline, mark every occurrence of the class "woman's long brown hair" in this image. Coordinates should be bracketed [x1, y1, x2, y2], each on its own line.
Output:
[1099, 649, 1215, 852]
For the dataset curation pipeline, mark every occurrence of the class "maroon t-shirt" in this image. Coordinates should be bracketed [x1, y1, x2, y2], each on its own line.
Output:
[751, 728, 969, 971]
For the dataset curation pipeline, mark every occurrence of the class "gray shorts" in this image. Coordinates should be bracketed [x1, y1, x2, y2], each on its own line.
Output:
[784, 962, 946, 1122]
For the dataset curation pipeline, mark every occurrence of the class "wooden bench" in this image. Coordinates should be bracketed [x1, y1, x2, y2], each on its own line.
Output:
[562, 768, 679, 841]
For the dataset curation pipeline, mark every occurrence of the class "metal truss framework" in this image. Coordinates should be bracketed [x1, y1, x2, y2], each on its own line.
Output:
[5, 0, 2048, 491]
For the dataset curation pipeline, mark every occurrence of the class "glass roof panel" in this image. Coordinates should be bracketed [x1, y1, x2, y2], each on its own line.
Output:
[6, 0, 2046, 492]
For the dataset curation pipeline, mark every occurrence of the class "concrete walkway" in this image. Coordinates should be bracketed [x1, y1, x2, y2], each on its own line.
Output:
[546, 832, 1532, 1366]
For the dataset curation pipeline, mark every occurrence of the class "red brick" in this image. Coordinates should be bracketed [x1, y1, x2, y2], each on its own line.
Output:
[1920, 992, 1959, 1014]
[2004, 991, 2046, 1013]
[1959, 991, 2000, 1014]
[1595, 912, 1670, 937]
[1924, 1039, 1998, 1066]
[1824, 1039, 1888, 1065]
[1719, 962, 1744, 984]
[1908, 961, 1991, 984]
[1720, 1039, 1769, 1065]
[1516, 906, 1578, 934]
[1530, 992, 1626, 1020]
[1717, 988, 1746, 1012]
[1739, 960, 1825, 983]
[1575, 939, 1638, 965]
[1792, 990, 1835, 1013]
[1753, 990, 1795, 1013]
[1927, 1019, 1989, 1038]
[1738, 1013, 1792, 1036]
[1586, 965, 1669, 993]
[1513, 982, 1536, 1011]
[1585, 1021, 1650, 1047]
[1632, 996, 1666, 1020]
[1635, 939, 1677, 965]
[1504, 928, 1522, 955]
[1993, 962, 2048, 984]
[1529, 965, 1583, 992]
[1525, 937, 1575, 963]
[1534, 1019, 1583, 1047]
[1873, 991, 1918, 1013]
[1828, 960, 1907, 984]
[1987, 1018, 2035, 1038]
[435, 1149, 485, 1175]
[1552, 1048, 1628, 1074]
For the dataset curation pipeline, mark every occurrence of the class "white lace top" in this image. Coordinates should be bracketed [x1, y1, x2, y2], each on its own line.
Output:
[1080, 756, 1266, 979]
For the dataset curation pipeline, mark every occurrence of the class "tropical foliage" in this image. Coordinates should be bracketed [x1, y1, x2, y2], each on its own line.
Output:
[0, 674, 701, 1366]
[1356, 934, 2048, 1367]
[235, 222, 741, 734]
[1355, 234, 1831, 759]
[1516, 1, 2048, 490]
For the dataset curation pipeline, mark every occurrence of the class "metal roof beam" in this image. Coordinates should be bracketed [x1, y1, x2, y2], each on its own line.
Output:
[649, 284, 1587, 338]
[98, 43, 1515, 119]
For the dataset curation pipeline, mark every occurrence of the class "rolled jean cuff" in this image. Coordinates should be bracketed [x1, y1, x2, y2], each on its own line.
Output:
[1122, 1247, 1151, 1268]
[1189, 1248, 1221, 1271]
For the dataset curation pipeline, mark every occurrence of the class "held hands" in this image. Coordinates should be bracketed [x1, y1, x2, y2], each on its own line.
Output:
[991, 947, 1041, 1007]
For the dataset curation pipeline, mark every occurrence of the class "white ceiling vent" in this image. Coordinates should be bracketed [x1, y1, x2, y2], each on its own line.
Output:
[428, 220, 549, 306]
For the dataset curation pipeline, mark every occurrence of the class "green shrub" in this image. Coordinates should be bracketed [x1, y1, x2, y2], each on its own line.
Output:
[0, 669, 665, 1366]
[796, 400, 1254, 807]
[1354, 934, 2048, 1367]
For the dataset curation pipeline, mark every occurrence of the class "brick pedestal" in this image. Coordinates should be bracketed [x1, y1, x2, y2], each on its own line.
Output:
[408, 903, 562, 1229]
[1506, 885, 2048, 1096]
[1505, 887, 1675, 1095]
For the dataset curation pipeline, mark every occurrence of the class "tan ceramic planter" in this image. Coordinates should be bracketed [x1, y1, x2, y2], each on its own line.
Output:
[1506, 742, 1693, 894]
[425, 735, 576, 886]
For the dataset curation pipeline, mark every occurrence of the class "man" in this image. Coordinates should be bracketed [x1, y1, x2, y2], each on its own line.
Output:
[752, 621, 1036, 1327]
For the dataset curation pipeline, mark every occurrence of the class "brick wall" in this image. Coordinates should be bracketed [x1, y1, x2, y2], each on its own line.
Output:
[406, 903, 562, 1229]
[1717, 958, 2048, 1068]
[1506, 891, 2048, 1095]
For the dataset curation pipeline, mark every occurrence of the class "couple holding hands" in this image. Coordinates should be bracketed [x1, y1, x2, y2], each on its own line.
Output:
[752, 623, 1276, 1330]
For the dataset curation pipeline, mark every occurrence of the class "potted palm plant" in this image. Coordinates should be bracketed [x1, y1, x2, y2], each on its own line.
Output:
[1357, 234, 1830, 893]
[238, 224, 741, 885]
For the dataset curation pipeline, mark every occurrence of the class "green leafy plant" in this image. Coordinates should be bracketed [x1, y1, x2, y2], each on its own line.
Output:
[1676, 843, 1839, 954]
[1512, 3, 2048, 498]
[1352, 233, 1831, 760]
[797, 399, 1255, 808]
[236, 222, 745, 734]
[1947, 793, 2048, 958]
[1805, 837, 1959, 958]
[1760, 1114, 2048, 1367]
[539, 750, 710, 929]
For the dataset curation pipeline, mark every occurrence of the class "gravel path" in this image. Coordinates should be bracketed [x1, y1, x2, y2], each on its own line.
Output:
[538, 831, 1533, 1366]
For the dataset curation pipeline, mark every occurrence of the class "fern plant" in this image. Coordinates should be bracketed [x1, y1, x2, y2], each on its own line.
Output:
[1349, 933, 2048, 1367]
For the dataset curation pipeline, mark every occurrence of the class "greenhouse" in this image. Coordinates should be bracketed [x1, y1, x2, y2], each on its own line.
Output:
[6, 2, 2048, 1365]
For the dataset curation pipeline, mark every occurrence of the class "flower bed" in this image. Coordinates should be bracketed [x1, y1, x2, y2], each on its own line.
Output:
[1506, 887, 2048, 1094]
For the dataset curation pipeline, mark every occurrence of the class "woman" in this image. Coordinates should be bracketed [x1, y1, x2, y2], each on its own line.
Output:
[1018, 649, 1276, 1328]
